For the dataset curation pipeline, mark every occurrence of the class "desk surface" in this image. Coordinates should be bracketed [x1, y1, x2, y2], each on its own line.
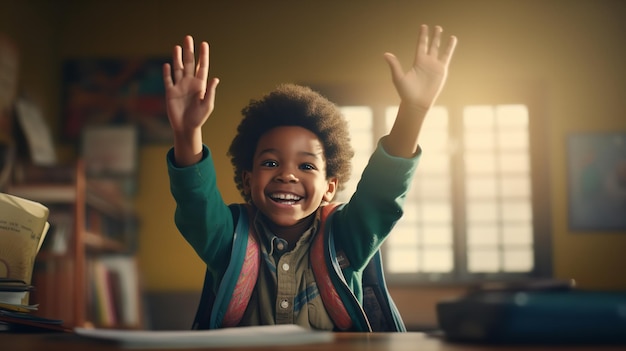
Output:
[2, 331, 626, 351]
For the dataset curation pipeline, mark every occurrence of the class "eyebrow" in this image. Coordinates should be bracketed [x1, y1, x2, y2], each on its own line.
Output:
[256, 148, 324, 160]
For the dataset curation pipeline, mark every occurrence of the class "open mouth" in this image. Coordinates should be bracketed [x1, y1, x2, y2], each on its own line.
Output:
[269, 193, 302, 205]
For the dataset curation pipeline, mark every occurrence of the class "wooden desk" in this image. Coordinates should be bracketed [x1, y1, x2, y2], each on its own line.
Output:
[2, 331, 626, 351]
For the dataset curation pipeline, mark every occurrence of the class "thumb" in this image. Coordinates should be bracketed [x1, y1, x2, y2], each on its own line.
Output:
[202, 77, 220, 111]
[207, 77, 220, 95]
[383, 53, 404, 82]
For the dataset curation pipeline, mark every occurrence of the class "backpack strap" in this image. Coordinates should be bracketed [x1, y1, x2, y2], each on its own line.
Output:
[211, 204, 260, 328]
[361, 250, 406, 331]
[310, 203, 354, 331]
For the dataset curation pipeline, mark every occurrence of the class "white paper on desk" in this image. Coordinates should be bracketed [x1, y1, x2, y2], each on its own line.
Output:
[74, 324, 334, 349]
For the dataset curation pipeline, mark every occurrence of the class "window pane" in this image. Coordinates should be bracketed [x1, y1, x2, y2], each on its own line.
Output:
[342, 106, 373, 129]
[424, 107, 450, 128]
[423, 249, 453, 272]
[465, 130, 495, 150]
[387, 223, 418, 247]
[400, 202, 419, 222]
[503, 247, 533, 272]
[468, 249, 499, 272]
[387, 249, 419, 273]
[464, 153, 496, 174]
[415, 177, 450, 198]
[350, 132, 373, 149]
[502, 224, 533, 245]
[422, 225, 453, 245]
[385, 106, 399, 133]
[501, 201, 532, 222]
[464, 104, 533, 275]
[421, 202, 452, 223]
[467, 224, 499, 246]
[418, 153, 450, 174]
[420, 130, 450, 150]
[495, 105, 528, 127]
[466, 200, 498, 222]
[500, 176, 530, 197]
[498, 152, 529, 173]
[466, 177, 497, 198]
[384, 105, 453, 274]
[497, 130, 528, 150]
[464, 106, 494, 128]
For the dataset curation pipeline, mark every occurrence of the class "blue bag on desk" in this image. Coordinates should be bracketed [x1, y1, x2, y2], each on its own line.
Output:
[437, 287, 626, 344]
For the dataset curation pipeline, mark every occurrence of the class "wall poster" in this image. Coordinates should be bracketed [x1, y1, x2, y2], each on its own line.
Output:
[567, 132, 626, 231]
[62, 58, 170, 144]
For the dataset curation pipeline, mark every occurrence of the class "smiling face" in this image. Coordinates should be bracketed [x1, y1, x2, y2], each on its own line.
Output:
[242, 126, 338, 233]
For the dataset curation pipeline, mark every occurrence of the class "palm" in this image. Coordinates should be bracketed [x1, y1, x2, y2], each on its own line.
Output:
[163, 36, 218, 135]
[384, 25, 457, 110]
[166, 75, 212, 131]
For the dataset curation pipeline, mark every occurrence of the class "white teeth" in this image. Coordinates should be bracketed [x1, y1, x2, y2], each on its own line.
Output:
[271, 193, 302, 201]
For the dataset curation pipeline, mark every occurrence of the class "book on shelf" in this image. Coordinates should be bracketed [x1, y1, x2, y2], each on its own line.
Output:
[29, 256, 75, 328]
[88, 255, 142, 328]
[11, 162, 75, 185]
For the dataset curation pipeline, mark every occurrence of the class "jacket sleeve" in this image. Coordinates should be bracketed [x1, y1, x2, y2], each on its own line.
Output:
[332, 136, 421, 271]
[166, 145, 234, 275]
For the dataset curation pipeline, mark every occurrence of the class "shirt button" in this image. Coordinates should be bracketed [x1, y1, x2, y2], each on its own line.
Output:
[276, 242, 285, 250]
[282, 263, 290, 271]
[280, 300, 289, 309]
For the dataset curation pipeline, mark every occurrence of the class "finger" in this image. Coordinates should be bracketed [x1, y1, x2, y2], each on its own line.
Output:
[196, 41, 209, 81]
[173, 45, 183, 83]
[182, 35, 195, 77]
[430, 25, 443, 56]
[414, 24, 429, 66]
[163, 63, 174, 89]
[201, 77, 220, 112]
[383, 53, 404, 82]
[440, 35, 458, 64]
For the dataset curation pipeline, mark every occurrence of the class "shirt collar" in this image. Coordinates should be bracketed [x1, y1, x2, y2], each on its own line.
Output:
[253, 208, 322, 258]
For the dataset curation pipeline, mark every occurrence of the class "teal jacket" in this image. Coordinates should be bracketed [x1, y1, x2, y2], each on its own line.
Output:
[167, 139, 420, 331]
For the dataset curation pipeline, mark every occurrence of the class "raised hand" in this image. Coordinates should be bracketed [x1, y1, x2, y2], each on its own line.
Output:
[383, 25, 457, 111]
[163, 35, 219, 136]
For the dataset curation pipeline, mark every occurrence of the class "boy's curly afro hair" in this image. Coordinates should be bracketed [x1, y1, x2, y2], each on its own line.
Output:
[228, 83, 354, 202]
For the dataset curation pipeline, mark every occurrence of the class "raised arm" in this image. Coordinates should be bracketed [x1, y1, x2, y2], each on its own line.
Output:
[163, 35, 220, 166]
[383, 24, 457, 158]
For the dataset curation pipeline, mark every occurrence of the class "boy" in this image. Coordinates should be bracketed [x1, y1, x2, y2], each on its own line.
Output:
[164, 24, 457, 331]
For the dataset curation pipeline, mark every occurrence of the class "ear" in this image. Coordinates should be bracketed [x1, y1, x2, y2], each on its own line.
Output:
[323, 177, 338, 202]
[242, 170, 252, 196]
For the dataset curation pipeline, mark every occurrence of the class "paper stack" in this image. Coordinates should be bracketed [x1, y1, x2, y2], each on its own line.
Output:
[0, 192, 55, 328]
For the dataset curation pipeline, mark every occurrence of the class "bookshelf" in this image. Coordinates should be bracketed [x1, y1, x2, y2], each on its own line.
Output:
[7, 160, 141, 329]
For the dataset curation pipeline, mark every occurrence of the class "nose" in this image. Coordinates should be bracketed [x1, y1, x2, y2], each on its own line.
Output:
[275, 169, 298, 183]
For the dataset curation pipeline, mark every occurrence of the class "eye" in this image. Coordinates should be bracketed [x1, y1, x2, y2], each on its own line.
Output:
[300, 163, 316, 171]
[261, 160, 278, 168]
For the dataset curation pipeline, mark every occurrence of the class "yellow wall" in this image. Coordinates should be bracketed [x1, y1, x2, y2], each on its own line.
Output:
[3, 0, 626, 306]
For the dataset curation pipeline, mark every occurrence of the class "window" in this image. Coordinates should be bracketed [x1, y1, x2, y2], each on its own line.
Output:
[336, 97, 551, 283]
